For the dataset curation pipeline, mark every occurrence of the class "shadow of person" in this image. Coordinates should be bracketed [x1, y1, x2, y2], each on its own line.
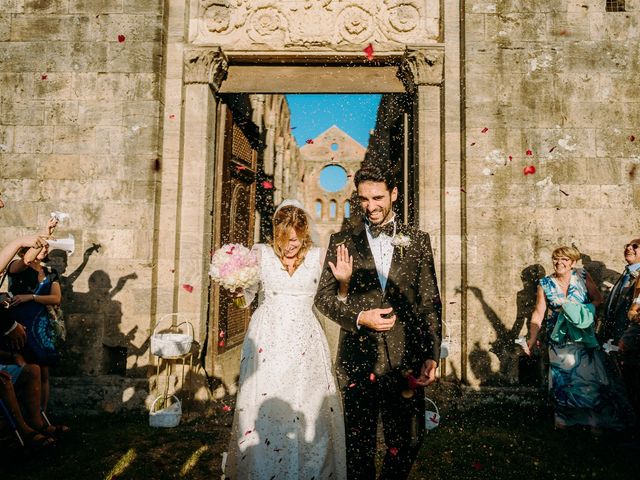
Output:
[464, 266, 545, 386]
[47, 243, 101, 309]
[226, 397, 306, 478]
[469, 340, 495, 384]
[61, 269, 139, 376]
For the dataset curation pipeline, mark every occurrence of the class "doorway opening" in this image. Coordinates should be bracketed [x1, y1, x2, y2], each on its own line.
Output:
[212, 90, 415, 354]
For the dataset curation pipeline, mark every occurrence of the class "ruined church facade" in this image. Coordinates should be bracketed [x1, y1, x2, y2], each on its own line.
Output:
[0, 1, 638, 410]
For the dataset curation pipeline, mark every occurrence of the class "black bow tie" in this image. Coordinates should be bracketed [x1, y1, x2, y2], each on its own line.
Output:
[369, 221, 395, 238]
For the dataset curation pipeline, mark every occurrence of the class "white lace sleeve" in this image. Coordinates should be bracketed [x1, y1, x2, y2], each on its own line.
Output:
[242, 243, 262, 307]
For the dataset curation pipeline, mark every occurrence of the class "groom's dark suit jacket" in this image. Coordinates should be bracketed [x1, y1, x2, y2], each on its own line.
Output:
[315, 222, 442, 384]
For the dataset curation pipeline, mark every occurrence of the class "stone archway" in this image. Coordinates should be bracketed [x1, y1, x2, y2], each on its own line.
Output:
[154, 1, 453, 399]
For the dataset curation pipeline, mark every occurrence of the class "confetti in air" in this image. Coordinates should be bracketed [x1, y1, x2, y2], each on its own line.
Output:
[182, 284, 194, 293]
[389, 447, 399, 457]
[481, 127, 489, 133]
[41, 74, 48, 80]
[118, 34, 126, 43]
[526, 149, 533, 156]
[364, 43, 374, 60]
[261, 180, 274, 189]
[218, 340, 225, 347]
[305, 139, 314, 144]
[222, 405, 232, 412]
[523, 165, 536, 175]
[630, 135, 636, 142]
[369, 373, 376, 382]
[169, 114, 176, 120]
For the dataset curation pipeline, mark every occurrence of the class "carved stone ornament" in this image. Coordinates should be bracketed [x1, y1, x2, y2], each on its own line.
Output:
[184, 47, 229, 89]
[397, 46, 444, 91]
[192, 0, 440, 51]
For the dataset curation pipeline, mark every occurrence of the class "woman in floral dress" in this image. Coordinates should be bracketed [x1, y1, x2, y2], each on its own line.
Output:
[525, 246, 632, 431]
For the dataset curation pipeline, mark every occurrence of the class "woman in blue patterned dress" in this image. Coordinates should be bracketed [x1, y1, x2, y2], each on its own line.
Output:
[524, 246, 632, 431]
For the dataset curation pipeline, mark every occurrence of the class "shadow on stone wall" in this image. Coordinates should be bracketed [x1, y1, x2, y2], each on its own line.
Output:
[461, 264, 546, 386]
[48, 245, 142, 378]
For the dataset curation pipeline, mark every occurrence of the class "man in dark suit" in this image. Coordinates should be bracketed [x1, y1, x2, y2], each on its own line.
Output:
[602, 239, 640, 437]
[314, 165, 441, 479]
[601, 239, 640, 348]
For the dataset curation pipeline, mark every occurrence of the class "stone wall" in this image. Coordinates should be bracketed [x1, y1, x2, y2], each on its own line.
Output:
[463, 0, 640, 385]
[0, 0, 163, 387]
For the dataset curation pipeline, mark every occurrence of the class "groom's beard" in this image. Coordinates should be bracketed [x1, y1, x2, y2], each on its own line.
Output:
[365, 207, 393, 226]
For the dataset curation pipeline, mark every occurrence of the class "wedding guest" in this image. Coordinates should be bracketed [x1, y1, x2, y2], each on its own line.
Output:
[621, 275, 640, 439]
[8, 242, 62, 413]
[601, 239, 640, 346]
[524, 246, 632, 432]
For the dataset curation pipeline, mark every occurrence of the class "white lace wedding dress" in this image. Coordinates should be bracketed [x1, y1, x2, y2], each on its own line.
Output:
[223, 244, 346, 480]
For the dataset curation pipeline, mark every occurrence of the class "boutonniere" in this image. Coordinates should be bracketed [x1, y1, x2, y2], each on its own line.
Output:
[391, 233, 411, 258]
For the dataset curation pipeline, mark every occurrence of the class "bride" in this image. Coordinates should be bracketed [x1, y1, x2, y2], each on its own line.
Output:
[223, 199, 351, 480]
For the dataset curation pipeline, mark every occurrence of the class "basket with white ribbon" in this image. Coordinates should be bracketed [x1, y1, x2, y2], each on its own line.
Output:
[150, 313, 194, 358]
[424, 396, 440, 431]
[149, 394, 182, 428]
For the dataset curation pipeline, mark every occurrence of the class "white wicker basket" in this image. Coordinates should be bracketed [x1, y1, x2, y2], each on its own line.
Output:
[425, 396, 440, 431]
[149, 394, 182, 428]
[150, 314, 194, 358]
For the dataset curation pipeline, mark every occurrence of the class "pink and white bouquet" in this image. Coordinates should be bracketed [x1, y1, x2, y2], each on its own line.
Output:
[209, 243, 259, 307]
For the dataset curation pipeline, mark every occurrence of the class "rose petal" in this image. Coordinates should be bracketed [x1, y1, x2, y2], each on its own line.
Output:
[369, 373, 376, 382]
[523, 165, 536, 175]
[508, 155, 513, 161]
[389, 447, 399, 457]
[481, 127, 489, 133]
[261, 180, 274, 189]
[218, 340, 225, 347]
[169, 114, 175, 119]
[526, 149, 533, 156]
[470, 142, 476, 146]
[222, 405, 232, 412]
[244, 430, 252, 436]
[219, 330, 225, 338]
[118, 34, 126, 43]
[41, 74, 48, 80]
[348, 383, 356, 388]
[305, 139, 314, 144]
[630, 135, 636, 142]
[258, 347, 263, 353]
[182, 283, 194, 293]
[364, 43, 374, 61]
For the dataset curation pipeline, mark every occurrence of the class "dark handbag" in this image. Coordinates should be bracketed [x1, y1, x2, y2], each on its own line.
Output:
[5, 275, 60, 366]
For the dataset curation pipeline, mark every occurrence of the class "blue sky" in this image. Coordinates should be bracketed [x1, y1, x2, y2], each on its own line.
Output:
[286, 94, 382, 147]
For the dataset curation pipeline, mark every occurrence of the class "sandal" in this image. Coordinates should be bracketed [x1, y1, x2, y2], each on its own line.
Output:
[24, 431, 55, 450]
[39, 424, 70, 438]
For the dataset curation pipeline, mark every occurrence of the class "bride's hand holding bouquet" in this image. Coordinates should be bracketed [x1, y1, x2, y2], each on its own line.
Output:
[209, 243, 259, 308]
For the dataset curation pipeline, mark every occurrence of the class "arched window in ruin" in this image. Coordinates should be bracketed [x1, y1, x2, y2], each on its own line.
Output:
[315, 199, 323, 219]
[344, 200, 351, 218]
[329, 199, 337, 219]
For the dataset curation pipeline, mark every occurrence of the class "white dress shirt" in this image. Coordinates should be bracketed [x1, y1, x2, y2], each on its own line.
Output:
[365, 214, 396, 292]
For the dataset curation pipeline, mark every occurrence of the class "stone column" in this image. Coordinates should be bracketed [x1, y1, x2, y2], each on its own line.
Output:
[398, 46, 445, 239]
[175, 47, 228, 338]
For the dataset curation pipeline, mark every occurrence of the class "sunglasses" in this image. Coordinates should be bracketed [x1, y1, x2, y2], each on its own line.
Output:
[625, 243, 640, 250]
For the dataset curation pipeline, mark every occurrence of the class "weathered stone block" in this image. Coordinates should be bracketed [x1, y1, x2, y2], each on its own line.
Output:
[1, 99, 45, 125]
[24, 0, 68, 13]
[0, 153, 38, 178]
[106, 42, 161, 73]
[0, 1, 26, 13]
[123, 0, 162, 14]
[68, 0, 123, 14]
[45, 100, 80, 125]
[13, 125, 52, 153]
[53, 125, 96, 154]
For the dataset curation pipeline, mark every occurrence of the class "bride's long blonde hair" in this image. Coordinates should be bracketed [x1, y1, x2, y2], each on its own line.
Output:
[271, 205, 313, 271]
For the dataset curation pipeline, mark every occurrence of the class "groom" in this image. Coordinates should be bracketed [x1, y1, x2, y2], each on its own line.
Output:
[315, 165, 441, 479]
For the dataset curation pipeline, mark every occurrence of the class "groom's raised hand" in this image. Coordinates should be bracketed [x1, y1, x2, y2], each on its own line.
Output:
[358, 307, 396, 331]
